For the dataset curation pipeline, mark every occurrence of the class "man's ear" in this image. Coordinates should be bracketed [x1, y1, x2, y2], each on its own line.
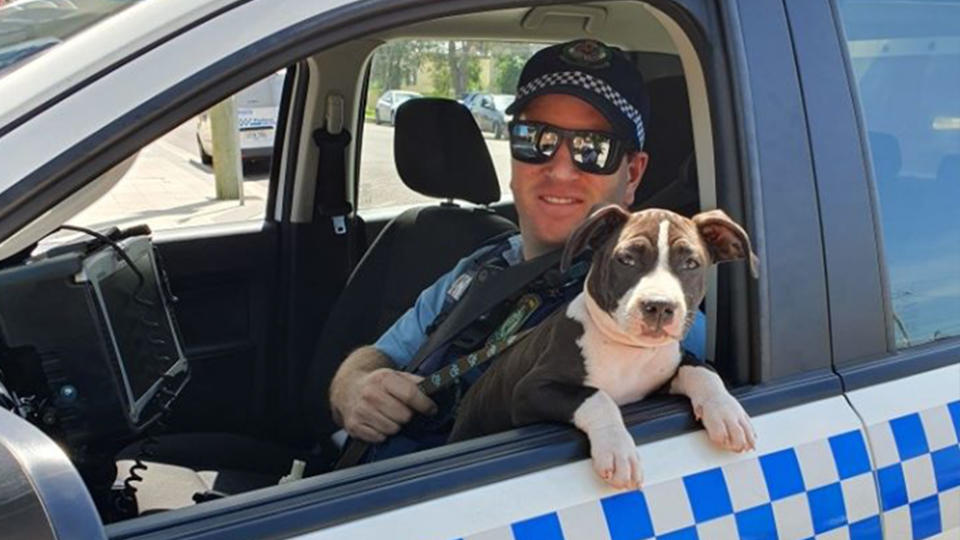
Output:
[560, 205, 630, 272]
[622, 151, 648, 207]
[692, 209, 759, 278]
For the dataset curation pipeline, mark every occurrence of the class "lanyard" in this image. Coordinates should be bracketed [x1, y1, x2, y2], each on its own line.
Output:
[333, 293, 542, 470]
[418, 293, 541, 395]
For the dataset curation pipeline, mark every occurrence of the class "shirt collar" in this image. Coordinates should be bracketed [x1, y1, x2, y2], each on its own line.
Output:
[502, 234, 524, 266]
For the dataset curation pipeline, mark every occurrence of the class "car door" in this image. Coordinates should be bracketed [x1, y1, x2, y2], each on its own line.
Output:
[786, 1, 960, 538]
[377, 92, 393, 122]
[95, 1, 883, 537]
[0, 0, 356, 447]
[473, 94, 492, 132]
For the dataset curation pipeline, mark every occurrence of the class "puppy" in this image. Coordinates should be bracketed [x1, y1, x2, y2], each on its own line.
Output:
[449, 205, 759, 489]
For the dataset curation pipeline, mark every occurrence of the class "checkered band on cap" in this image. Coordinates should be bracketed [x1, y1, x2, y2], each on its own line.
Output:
[516, 70, 646, 149]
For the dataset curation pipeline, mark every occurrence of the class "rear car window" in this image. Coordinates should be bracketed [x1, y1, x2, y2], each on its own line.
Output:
[357, 39, 546, 212]
[837, 0, 960, 348]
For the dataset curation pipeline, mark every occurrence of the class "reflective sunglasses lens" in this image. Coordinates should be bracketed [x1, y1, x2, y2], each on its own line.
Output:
[537, 130, 560, 157]
[571, 133, 613, 171]
[509, 122, 544, 162]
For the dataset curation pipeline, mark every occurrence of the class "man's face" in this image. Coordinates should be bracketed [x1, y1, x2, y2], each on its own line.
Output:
[510, 94, 649, 252]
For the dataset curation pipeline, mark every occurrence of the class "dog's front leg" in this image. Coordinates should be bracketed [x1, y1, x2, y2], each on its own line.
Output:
[573, 390, 643, 489]
[513, 376, 641, 489]
[669, 365, 756, 452]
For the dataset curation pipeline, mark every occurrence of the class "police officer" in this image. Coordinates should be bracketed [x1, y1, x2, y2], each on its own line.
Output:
[329, 39, 706, 452]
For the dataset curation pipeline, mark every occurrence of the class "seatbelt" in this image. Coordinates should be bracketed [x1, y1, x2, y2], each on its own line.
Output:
[333, 251, 566, 469]
[333, 293, 543, 469]
[406, 248, 563, 375]
[313, 94, 361, 285]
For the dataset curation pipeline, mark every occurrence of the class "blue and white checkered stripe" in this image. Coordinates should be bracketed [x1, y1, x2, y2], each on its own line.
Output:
[868, 401, 960, 539]
[462, 428, 885, 540]
[461, 402, 960, 540]
[515, 70, 646, 149]
[238, 116, 275, 130]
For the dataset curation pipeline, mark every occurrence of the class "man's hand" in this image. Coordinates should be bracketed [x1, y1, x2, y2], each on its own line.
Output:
[330, 347, 438, 443]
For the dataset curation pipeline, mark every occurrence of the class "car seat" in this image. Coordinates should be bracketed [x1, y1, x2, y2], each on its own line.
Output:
[301, 97, 518, 442]
[630, 76, 700, 216]
[117, 98, 516, 513]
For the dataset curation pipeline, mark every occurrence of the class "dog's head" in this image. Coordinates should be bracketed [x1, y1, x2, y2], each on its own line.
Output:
[561, 205, 759, 346]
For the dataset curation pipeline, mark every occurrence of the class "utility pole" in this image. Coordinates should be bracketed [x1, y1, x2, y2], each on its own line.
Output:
[209, 95, 244, 202]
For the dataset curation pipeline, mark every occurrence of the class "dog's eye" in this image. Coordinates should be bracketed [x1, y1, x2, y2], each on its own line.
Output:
[683, 258, 700, 270]
[616, 252, 637, 267]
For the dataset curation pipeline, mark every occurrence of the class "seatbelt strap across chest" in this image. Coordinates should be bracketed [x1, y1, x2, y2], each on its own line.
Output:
[418, 294, 541, 394]
[333, 293, 541, 470]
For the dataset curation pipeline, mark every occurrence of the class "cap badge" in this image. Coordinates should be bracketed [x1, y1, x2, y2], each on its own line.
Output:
[560, 40, 611, 69]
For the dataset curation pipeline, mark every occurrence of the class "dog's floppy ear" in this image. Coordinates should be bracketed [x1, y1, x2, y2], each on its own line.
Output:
[560, 205, 630, 272]
[692, 209, 759, 278]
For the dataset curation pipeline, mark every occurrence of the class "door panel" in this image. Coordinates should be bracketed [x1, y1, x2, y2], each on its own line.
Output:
[153, 225, 279, 435]
[300, 397, 877, 540]
[846, 364, 960, 539]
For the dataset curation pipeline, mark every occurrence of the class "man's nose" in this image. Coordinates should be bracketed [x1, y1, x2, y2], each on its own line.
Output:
[640, 300, 677, 329]
[544, 140, 580, 181]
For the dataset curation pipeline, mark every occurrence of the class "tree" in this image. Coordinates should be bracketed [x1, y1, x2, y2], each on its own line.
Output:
[445, 41, 484, 99]
[493, 54, 525, 94]
[369, 41, 424, 95]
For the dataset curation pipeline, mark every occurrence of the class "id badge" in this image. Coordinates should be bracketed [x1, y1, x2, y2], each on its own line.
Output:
[446, 273, 473, 302]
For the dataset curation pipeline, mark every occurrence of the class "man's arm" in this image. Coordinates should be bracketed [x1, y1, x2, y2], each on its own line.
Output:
[329, 346, 436, 443]
[327, 242, 501, 442]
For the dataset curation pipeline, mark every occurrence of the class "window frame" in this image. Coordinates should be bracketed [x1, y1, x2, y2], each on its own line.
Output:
[104, 0, 843, 535]
[0, 0, 846, 536]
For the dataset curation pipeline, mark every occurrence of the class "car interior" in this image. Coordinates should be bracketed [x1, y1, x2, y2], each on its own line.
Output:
[0, 0, 754, 524]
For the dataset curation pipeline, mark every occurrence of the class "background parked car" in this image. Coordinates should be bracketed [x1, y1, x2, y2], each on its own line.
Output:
[468, 92, 514, 138]
[195, 69, 286, 165]
[374, 90, 421, 125]
[458, 91, 481, 109]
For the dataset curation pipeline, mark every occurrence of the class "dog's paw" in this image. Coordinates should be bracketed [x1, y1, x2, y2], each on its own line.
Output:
[588, 425, 643, 489]
[694, 394, 757, 452]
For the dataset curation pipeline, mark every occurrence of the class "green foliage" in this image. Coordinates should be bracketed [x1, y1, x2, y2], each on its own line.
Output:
[430, 59, 452, 97]
[493, 54, 525, 94]
[369, 40, 425, 96]
[366, 40, 545, 104]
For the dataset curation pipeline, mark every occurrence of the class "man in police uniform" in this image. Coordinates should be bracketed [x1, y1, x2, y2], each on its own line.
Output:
[329, 39, 706, 453]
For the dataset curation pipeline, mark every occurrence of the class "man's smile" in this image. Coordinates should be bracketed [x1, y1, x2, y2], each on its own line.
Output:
[539, 194, 584, 206]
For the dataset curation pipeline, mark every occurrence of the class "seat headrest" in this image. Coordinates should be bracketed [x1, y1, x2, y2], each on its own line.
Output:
[394, 98, 500, 205]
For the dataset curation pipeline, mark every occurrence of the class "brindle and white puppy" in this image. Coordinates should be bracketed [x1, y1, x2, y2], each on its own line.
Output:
[449, 205, 759, 489]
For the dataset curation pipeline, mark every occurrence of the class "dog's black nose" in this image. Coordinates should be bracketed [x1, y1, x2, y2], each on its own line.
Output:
[640, 300, 676, 327]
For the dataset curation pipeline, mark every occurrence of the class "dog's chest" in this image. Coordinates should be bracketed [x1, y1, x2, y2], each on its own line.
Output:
[566, 297, 681, 405]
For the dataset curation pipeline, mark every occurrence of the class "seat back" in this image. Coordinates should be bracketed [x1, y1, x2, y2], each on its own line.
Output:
[631, 76, 700, 216]
[302, 98, 516, 440]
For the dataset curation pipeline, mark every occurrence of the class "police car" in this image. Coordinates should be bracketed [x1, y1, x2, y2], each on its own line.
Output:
[0, 0, 957, 539]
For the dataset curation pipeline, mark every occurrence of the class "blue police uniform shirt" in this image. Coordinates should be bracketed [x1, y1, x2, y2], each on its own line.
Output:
[375, 234, 707, 366]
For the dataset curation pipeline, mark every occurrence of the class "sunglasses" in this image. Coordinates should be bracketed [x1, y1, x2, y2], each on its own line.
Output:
[508, 120, 633, 175]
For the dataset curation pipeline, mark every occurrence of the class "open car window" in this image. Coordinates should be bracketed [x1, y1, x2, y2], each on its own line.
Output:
[358, 40, 546, 212]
